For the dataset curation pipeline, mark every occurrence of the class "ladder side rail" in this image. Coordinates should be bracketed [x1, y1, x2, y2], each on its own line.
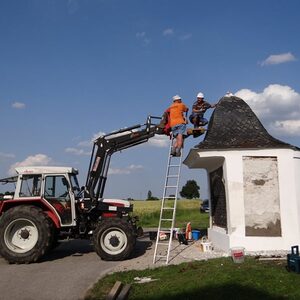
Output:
[153, 138, 174, 263]
[166, 150, 184, 263]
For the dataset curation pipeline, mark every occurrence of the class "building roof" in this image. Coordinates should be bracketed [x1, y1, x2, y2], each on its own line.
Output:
[195, 95, 300, 151]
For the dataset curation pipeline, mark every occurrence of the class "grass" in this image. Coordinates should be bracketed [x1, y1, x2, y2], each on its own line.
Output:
[85, 257, 299, 300]
[131, 199, 209, 230]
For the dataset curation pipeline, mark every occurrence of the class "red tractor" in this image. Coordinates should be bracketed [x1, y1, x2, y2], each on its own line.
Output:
[0, 116, 162, 264]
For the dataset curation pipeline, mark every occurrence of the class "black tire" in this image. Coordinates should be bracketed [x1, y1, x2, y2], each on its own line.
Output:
[93, 218, 135, 261]
[46, 227, 60, 254]
[0, 205, 53, 264]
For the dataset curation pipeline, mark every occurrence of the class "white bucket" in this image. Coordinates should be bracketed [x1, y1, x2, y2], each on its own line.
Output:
[231, 247, 245, 263]
[201, 241, 212, 252]
[200, 237, 212, 252]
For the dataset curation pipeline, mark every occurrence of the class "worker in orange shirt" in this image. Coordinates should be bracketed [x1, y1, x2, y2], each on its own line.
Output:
[169, 95, 189, 156]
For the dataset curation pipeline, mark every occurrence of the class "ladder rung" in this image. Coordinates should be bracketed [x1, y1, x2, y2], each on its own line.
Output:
[169, 164, 181, 167]
[156, 255, 168, 258]
[161, 218, 173, 221]
[158, 228, 172, 232]
[163, 196, 176, 199]
[162, 207, 175, 210]
[157, 242, 169, 246]
[165, 185, 177, 188]
[167, 175, 179, 178]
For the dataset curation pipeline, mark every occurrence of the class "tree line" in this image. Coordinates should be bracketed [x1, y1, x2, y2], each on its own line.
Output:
[146, 179, 200, 200]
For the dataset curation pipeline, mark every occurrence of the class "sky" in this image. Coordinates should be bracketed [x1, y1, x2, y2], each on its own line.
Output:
[1, 0, 300, 200]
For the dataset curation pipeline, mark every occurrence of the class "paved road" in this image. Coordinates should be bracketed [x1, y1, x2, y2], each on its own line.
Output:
[0, 237, 153, 300]
[0, 239, 120, 300]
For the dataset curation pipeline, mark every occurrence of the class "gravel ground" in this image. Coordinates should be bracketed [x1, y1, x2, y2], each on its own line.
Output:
[110, 234, 228, 273]
[110, 232, 289, 274]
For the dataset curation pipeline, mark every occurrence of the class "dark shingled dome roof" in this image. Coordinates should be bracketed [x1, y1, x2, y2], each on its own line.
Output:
[196, 95, 299, 150]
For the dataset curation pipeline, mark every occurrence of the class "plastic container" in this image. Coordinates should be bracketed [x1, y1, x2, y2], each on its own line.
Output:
[201, 241, 212, 252]
[200, 237, 212, 252]
[231, 247, 245, 263]
[192, 230, 201, 240]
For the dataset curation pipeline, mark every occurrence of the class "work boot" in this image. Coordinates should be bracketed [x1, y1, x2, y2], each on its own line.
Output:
[171, 147, 176, 156]
[175, 149, 181, 157]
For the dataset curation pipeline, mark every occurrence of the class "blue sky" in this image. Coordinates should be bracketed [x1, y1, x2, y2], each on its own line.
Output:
[1, 0, 300, 199]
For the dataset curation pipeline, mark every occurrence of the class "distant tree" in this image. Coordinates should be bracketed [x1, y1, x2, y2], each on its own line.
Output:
[180, 180, 200, 199]
[147, 190, 152, 200]
[147, 190, 159, 200]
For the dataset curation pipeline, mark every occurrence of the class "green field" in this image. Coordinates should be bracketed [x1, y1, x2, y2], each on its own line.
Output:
[131, 199, 209, 230]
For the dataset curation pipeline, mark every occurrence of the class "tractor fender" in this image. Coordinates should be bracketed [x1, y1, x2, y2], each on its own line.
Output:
[0, 198, 61, 228]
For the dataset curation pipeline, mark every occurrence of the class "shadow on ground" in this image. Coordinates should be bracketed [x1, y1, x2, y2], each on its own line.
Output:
[41, 235, 153, 263]
[41, 239, 95, 262]
[130, 237, 153, 259]
[139, 283, 286, 300]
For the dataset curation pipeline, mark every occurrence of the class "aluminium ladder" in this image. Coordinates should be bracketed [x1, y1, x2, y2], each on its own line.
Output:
[153, 137, 184, 264]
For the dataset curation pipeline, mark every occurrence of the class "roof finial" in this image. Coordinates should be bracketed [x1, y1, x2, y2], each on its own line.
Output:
[225, 91, 233, 97]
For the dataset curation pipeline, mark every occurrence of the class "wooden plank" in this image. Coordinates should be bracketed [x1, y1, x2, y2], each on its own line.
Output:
[116, 284, 131, 300]
[106, 281, 123, 300]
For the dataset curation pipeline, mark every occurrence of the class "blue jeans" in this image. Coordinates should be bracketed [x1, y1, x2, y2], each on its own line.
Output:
[171, 124, 187, 137]
[189, 113, 208, 126]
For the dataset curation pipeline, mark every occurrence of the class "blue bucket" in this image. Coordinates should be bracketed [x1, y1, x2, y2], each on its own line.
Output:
[192, 230, 200, 240]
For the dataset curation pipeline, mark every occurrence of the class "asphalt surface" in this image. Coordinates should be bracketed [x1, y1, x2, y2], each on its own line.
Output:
[0, 233, 228, 300]
[0, 235, 156, 300]
[0, 239, 121, 300]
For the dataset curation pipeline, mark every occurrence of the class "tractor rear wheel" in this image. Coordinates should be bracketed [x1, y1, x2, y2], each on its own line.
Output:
[93, 218, 135, 261]
[0, 205, 53, 264]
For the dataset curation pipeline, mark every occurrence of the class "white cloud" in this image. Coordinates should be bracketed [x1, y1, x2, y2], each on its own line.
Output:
[136, 32, 151, 46]
[136, 32, 146, 38]
[270, 120, 300, 136]
[0, 152, 15, 162]
[77, 140, 92, 147]
[163, 28, 174, 36]
[66, 131, 106, 156]
[235, 84, 300, 136]
[147, 135, 169, 148]
[65, 147, 90, 156]
[108, 164, 143, 175]
[0, 152, 15, 159]
[261, 52, 296, 66]
[12, 102, 25, 109]
[67, 0, 79, 14]
[9, 154, 52, 175]
[92, 131, 106, 141]
[179, 33, 192, 41]
[77, 131, 106, 147]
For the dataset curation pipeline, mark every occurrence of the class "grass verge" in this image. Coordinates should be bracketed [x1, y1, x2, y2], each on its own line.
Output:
[85, 257, 298, 300]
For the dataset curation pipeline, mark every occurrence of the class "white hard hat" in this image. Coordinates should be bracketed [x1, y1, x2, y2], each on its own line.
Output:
[172, 95, 182, 101]
[197, 92, 204, 98]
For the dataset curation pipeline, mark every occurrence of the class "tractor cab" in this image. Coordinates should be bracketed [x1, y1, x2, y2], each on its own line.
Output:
[0, 166, 80, 226]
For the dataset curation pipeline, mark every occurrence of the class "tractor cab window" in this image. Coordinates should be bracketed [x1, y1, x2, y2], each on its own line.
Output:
[70, 174, 81, 199]
[19, 175, 42, 198]
[44, 175, 72, 225]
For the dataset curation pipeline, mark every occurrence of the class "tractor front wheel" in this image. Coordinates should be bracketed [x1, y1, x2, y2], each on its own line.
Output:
[0, 205, 53, 264]
[93, 218, 135, 261]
